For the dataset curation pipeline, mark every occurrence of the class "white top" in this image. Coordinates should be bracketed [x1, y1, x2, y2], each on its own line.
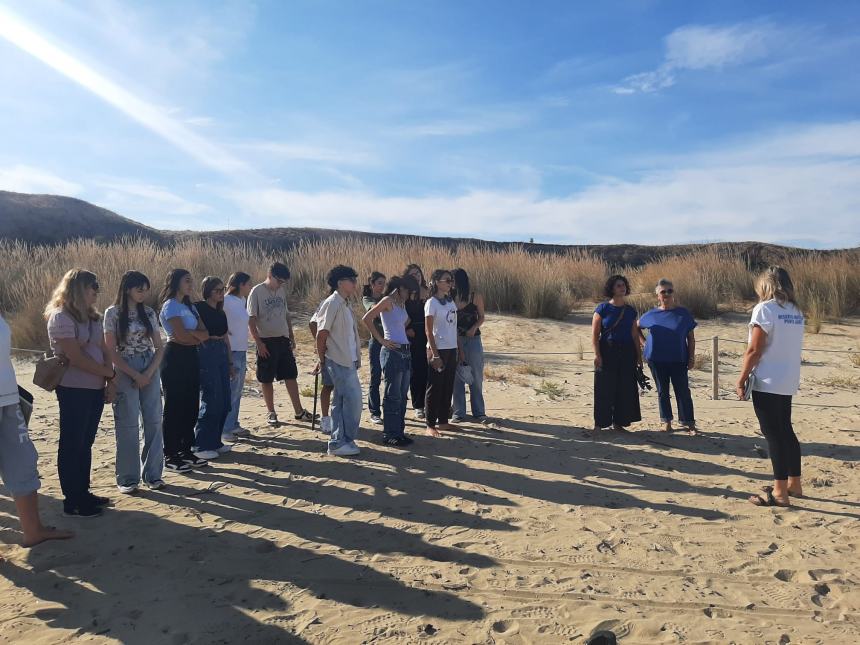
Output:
[345, 306, 359, 362]
[0, 314, 18, 408]
[425, 296, 458, 351]
[749, 299, 805, 396]
[223, 294, 250, 352]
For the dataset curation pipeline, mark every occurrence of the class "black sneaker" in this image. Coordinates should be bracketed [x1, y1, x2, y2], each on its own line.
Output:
[63, 504, 103, 518]
[165, 457, 192, 473]
[86, 493, 112, 507]
[179, 451, 208, 467]
[383, 435, 413, 447]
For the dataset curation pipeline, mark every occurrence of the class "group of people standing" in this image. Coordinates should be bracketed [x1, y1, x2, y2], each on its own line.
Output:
[591, 267, 807, 508]
[0, 261, 808, 543]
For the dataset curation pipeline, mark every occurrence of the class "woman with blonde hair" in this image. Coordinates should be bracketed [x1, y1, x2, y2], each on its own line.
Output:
[45, 269, 116, 517]
[737, 267, 805, 508]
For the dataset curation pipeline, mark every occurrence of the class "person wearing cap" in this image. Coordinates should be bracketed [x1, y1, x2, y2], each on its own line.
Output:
[315, 265, 363, 456]
[637, 278, 698, 434]
[247, 262, 316, 427]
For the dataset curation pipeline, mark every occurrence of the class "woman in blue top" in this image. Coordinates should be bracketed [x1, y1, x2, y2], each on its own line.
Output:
[591, 275, 642, 431]
[638, 279, 698, 434]
[362, 275, 418, 447]
[159, 269, 209, 473]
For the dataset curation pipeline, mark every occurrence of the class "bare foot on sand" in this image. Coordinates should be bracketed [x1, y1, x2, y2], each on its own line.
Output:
[425, 426, 442, 437]
[23, 525, 74, 548]
[661, 422, 673, 432]
[438, 423, 459, 432]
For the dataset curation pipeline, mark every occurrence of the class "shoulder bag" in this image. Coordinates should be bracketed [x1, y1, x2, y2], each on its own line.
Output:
[33, 317, 87, 392]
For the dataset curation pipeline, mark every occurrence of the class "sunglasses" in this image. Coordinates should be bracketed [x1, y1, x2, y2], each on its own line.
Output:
[659, 289, 674, 295]
[90, 282, 100, 292]
[436, 278, 452, 284]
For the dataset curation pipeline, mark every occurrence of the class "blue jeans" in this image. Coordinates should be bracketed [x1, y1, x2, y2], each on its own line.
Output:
[367, 338, 382, 416]
[648, 361, 695, 425]
[453, 335, 486, 419]
[112, 351, 164, 486]
[326, 359, 362, 449]
[381, 345, 411, 438]
[223, 350, 247, 433]
[195, 340, 231, 451]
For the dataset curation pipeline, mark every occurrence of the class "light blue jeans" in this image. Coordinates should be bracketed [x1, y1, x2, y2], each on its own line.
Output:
[326, 359, 362, 450]
[112, 351, 164, 486]
[223, 350, 247, 433]
[453, 335, 486, 419]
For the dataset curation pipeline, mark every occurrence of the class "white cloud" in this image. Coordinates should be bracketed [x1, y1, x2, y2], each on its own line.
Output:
[96, 180, 209, 217]
[615, 22, 782, 94]
[0, 164, 82, 195]
[224, 121, 860, 248]
[0, 5, 257, 179]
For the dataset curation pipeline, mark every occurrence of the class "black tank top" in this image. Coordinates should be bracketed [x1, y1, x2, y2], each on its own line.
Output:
[456, 293, 481, 336]
[405, 297, 426, 337]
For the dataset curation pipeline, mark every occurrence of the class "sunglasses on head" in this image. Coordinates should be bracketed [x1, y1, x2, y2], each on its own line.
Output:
[660, 289, 674, 295]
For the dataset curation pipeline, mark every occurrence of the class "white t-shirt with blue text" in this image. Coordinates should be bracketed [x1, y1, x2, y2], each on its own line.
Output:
[748, 299, 804, 396]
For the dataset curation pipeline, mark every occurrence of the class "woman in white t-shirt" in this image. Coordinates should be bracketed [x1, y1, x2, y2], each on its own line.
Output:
[423, 269, 463, 437]
[222, 272, 252, 441]
[736, 267, 805, 508]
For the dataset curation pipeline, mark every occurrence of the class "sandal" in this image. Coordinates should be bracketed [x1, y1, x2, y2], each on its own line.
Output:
[762, 485, 804, 499]
[294, 409, 320, 422]
[749, 489, 790, 507]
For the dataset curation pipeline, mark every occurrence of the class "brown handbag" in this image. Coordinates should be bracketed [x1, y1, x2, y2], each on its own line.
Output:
[33, 315, 83, 392]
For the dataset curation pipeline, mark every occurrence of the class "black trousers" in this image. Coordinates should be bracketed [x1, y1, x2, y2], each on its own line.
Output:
[593, 341, 641, 428]
[425, 348, 457, 427]
[752, 390, 801, 480]
[409, 330, 428, 410]
[161, 342, 200, 459]
[56, 386, 104, 508]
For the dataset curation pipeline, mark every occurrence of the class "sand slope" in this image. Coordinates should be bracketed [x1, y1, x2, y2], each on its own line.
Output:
[1, 312, 858, 644]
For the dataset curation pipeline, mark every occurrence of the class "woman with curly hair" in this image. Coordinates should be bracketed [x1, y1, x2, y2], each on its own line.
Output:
[591, 274, 642, 432]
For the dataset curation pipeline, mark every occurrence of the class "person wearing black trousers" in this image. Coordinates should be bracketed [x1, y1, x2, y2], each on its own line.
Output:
[403, 264, 430, 420]
[424, 269, 463, 437]
[159, 269, 210, 473]
[591, 274, 642, 432]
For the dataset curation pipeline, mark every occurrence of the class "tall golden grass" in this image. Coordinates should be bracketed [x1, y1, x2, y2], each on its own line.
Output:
[1, 238, 857, 349]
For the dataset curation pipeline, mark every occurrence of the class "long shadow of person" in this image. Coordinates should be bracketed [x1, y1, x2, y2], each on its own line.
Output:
[0, 503, 484, 643]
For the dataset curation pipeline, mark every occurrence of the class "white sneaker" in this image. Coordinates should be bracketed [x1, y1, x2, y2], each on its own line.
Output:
[266, 412, 279, 426]
[117, 484, 138, 494]
[221, 431, 238, 443]
[232, 426, 251, 437]
[327, 443, 360, 457]
[370, 414, 383, 425]
[320, 416, 333, 434]
[145, 479, 165, 490]
[216, 444, 232, 454]
[193, 450, 219, 460]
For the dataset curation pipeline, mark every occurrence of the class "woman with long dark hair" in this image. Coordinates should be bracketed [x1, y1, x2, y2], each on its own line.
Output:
[45, 269, 116, 517]
[159, 269, 209, 473]
[591, 274, 642, 432]
[222, 271, 252, 441]
[362, 271, 386, 425]
[451, 268, 487, 423]
[193, 276, 233, 460]
[403, 264, 430, 420]
[104, 271, 165, 493]
[424, 269, 462, 437]
[737, 267, 805, 508]
[362, 275, 417, 446]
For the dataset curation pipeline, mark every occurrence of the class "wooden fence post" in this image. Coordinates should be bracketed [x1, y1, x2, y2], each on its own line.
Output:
[711, 336, 719, 400]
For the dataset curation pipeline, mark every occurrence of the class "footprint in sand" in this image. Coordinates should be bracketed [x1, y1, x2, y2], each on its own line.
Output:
[491, 619, 521, 637]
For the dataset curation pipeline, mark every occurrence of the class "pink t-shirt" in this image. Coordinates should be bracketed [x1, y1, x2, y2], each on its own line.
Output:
[47, 309, 105, 390]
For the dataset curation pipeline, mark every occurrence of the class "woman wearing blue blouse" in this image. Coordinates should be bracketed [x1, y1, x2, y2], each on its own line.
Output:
[638, 279, 698, 434]
[591, 275, 642, 431]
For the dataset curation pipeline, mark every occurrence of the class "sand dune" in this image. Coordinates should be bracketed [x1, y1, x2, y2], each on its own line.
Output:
[1, 311, 858, 644]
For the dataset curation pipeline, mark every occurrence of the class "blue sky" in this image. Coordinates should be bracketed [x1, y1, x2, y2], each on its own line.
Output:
[1, 1, 858, 247]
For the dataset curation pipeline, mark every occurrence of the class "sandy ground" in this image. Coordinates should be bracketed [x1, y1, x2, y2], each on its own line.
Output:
[1, 310, 858, 644]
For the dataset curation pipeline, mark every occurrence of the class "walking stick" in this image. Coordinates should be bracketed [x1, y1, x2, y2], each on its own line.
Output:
[311, 370, 319, 432]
